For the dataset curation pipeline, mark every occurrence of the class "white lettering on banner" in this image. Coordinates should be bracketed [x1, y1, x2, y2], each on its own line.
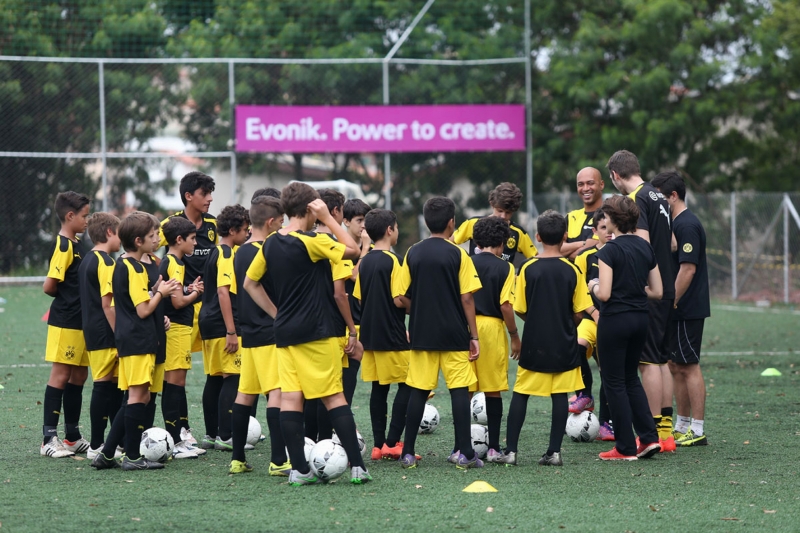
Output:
[245, 117, 326, 141]
[332, 118, 408, 141]
[439, 121, 514, 141]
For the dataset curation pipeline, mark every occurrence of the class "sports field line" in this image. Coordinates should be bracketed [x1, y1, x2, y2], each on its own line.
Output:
[712, 304, 800, 315]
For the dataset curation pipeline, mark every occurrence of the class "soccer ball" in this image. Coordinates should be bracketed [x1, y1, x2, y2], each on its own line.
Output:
[140, 427, 174, 463]
[332, 429, 368, 460]
[470, 424, 489, 458]
[471, 392, 488, 425]
[304, 437, 315, 462]
[308, 439, 349, 481]
[418, 403, 440, 434]
[246, 416, 262, 446]
[565, 411, 600, 442]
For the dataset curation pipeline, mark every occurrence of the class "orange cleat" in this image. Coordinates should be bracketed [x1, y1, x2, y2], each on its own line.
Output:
[659, 436, 677, 453]
[371, 447, 383, 461]
[599, 447, 638, 461]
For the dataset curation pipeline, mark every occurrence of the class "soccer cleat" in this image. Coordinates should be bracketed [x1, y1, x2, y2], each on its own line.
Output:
[538, 452, 563, 466]
[229, 460, 254, 474]
[87, 445, 123, 460]
[180, 427, 198, 446]
[62, 437, 91, 454]
[371, 447, 383, 461]
[198, 435, 216, 450]
[288, 469, 321, 486]
[494, 450, 517, 466]
[636, 441, 661, 459]
[269, 460, 292, 476]
[599, 447, 638, 461]
[447, 450, 460, 464]
[660, 436, 677, 453]
[185, 442, 207, 456]
[597, 422, 615, 441]
[568, 393, 595, 414]
[172, 441, 200, 459]
[259, 433, 267, 442]
[672, 429, 688, 441]
[381, 442, 403, 460]
[400, 454, 418, 469]
[350, 466, 373, 484]
[90, 453, 120, 470]
[455, 452, 484, 470]
[676, 429, 708, 447]
[485, 448, 502, 463]
[214, 437, 233, 451]
[121, 456, 165, 470]
[245, 443, 255, 451]
[40, 437, 75, 458]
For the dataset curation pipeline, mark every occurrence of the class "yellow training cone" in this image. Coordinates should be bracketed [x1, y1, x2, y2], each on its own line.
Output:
[463, 481, 498, 493]
[760, 368, 782, 377]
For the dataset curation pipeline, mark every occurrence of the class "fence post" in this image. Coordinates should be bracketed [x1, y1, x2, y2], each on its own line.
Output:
[784, 194, 790, 304]
[382, 60, 391, 211]
[229, 61, 237, 204]
[98, 61, 108, 212]
[524, 0, 535, 232]
[731, 191, 737, 300]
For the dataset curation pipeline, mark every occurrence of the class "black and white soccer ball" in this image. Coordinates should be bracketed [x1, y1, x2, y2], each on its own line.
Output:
[332, 429, 368, 460]
[418, 403, 440, 434]
[140, 427, 175, 463]
[308, 439, 349, 481]
[246, 416, 262, 446]
[471, 392, 488, 425]
[565, 411, 600, 442]
[470, 424, 489, 458]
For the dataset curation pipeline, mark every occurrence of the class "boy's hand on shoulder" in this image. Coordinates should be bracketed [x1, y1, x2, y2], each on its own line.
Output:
[469, 339, 480, 361]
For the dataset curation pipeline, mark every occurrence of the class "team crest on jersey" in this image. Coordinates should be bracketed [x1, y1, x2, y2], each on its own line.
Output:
[507, 236, 517, 249]
[208, 229, 216, 242]
[649, 191, 658, 201]
[64, 346, 76, 360]
[683, 243, 693, 253]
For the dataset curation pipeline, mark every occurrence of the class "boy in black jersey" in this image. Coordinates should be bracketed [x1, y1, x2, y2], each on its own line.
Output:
[397, 197, 484, 470]
[354, 209, 412, 460]
[496, 211, 592, 467]
[41, 191, 91, 458]
[229, 196, 288, 475]
[79, 212, 125, 459]
[159, 217, 206, 458]
[244, 182, 372, 485]
[469, 217, 521, 462]
[343, 199, 372, 400]
[198, 205, 250, 450]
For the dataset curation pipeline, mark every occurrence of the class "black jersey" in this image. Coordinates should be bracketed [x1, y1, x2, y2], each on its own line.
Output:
[142, 255, 167, 364]
[158, 254, 193, 328]
[234, 241, 275, 348]
[199, 244, 239, 340]
[514, 257, 592, 372]
[629, 183, 675, 299]
[78, 250, 116, 351]
[247, 231, 345, 348]
[471, 252, 516, 319]
[46, 235, 84, 330]
[574, 246, 601, 318]
[672, 209, 710, 320]
[453, 216, 537, 263]
[354, 250, 410, 352]
[112, 257, 159, 357]
[566, 207, 598, 243]
[596, 235, 656, 316]
[159, 211, 217, 283]
[397, 238, 482, 351]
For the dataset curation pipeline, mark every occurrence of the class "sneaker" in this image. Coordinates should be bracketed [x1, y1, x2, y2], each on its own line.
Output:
[214, 437, 233, 451]
[180, 427, 198, 446]
[597, 422, 615, 441]
[229, 460, 254, 474]
[568, 393, 595, 414]
[672, 429, 688, 441]
[381, 442, 403, 460]
[660, 436, 677, 453]
[400, 454, 418, 469]
[62, 437, 91, 454]
[598, 447, 637, 461]
[259, 433, 267, 442]
[198, 435, 216, 450]
[185, 442, 207, 456]
[172, 441, 200, 459]
[87, 445, 123, 460]
[371, 447, 383, 461]
[636, 440, 661, 459]
[485, 448, 502, 463]
[90, 453, 120, 470]
[676, 429, 708, 447]
[456, 452, 484, 470]
[269, 460, 292, 477]
[40, 437, 75, 458]
[288, 469, 321, 486]
[447, 450, 460, 464]
[121, 456, 165, 470]
[538, 452, 563, 466]
[350, 466, 373, 484]
[245, 443, 255, 451]
[494, 450, 517, 465]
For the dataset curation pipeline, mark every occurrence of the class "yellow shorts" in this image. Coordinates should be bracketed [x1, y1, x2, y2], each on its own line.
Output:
[88, 348, 118, 381]
[191, 303, 203, 353]
[469, 316, 509, 393]
[577, 318, 597, 359]
[361, 350, 410, 385]
[165, 323, 193, 371]
[118, 354, 156, 391]
[239, 344, 280, 395]
[202, 336, 242, 376]
[278, 337, 344, 399]
[513, 366, 584, 397]
[45, 326, 89, 366]
[406, 350, 476, 391]
[151, 363, 165, 393]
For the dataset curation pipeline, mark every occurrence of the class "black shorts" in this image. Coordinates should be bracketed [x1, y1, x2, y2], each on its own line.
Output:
[666, 319, 705, 364]
[639, 299, 673, 365]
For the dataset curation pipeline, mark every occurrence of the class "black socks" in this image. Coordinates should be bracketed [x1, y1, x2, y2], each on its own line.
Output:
[548, 393, 569, 455]
[124, 402, 147, 461]
[102, 392, 128, 457]
[401, 387, 429, 458]
[485, 395, 503, 451]
[386, 383, 411, 447]
[161, 382, 183, 444]
[505, 392, 529, 454]
[217, 375, 240, 441]
[266, 407, 287, 465]
[63, 383, 84, 442]
[42, 385, 64, 444]
[281, 410, 309, 473]
[202, 374, 223, 438]
[328, 405, 365, 469]
[369, 382, 390, 449]
[89, 381, 116, 449]
[343, 359, 360, 405]
[450, 387, 474, 460]
[231, 402, 251, 462]
[578, 345, 592, 396]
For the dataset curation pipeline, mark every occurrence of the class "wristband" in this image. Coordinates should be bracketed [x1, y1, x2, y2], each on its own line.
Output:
[226, 331, 236, 336]
[349, 332, 357, 337]
[508, 329, 518, 336]
[470, 336, 479, 341]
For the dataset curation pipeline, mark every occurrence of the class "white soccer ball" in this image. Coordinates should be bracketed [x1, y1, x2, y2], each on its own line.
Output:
[140, 427, 174, 463]
[418, 403, 440, 434]
[332, 429, 368, 460]
[470, 424, 489, 458]
[308, 439, 349, 481]
[471, 392, 488, 425]
[246, 416, 262, 446]
[565, 411, 600, 442]
[288, 437, 317, 463]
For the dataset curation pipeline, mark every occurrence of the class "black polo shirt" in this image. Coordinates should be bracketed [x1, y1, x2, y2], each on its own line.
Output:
[471, 252, 515, 319]
[112, 257, 158, 357]
[596, 235, 657, 316]
[79, 250, 116, 351]
[672, 209, 710, 320]
[234, 241, 275, 348]
[354, 250, 410, 352]
[46, 235, 84, 330]
[628, 183, 675, 299]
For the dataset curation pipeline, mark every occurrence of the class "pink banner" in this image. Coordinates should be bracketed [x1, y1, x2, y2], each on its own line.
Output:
[236, 105, 525, 153]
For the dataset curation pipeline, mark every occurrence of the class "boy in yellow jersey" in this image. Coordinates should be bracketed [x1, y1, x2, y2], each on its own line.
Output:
[496, 210, 592, 467]
[244, 182, 371, 485]
[396, 197, 483, 470]
[468, 217, 521, 462]
[79, 212, 125, 459]
[41, 191, 91, 458]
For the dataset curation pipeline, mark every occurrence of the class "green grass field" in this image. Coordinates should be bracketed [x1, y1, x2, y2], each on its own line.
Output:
[0, 286, 798, 532]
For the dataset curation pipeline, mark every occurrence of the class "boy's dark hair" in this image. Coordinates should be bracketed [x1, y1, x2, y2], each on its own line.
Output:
[318, 188, 345, 215]
[651, 170, 686, 201]
[488, 182, 522, 213]
[54, 191, 90, 223]
[119, 211, 159, 252]
[179, 171, 215, 206]
[162, 216, 197, 247]
[250, 196, 283, 229]
[364, 209, 397, 242]
[592, 206, 606, 227]
[281, 182, 319, 218]
[473, 216, 511, 249]
[251, 187, 281, 202]
[607, 150, 640, 180]
[217, 205, 250, 237]
[423, 196, 456, 234]
[87, 212, 120, 244]
[343, 198, 371, 220]
[537, 210, 568, 246]
[602, 195, 640, 234]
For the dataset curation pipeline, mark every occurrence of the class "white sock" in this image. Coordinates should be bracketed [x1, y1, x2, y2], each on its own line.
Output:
[689, 419, 704, 436]
[675, 415, 691, 433]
